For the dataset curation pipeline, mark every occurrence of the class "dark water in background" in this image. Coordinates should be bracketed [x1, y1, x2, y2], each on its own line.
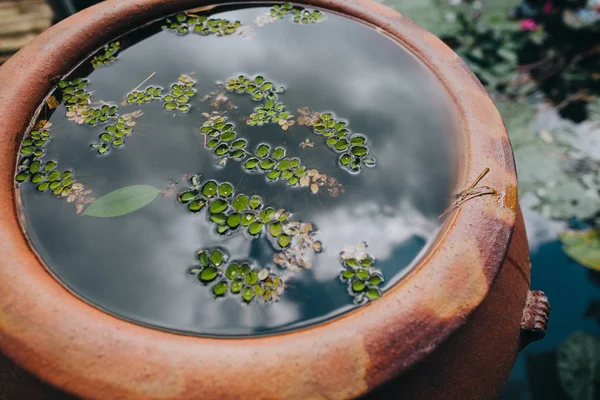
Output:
[17, 5, 457, 336]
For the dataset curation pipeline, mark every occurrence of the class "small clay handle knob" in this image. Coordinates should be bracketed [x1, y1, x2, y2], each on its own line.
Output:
[520, 290, 550, 350]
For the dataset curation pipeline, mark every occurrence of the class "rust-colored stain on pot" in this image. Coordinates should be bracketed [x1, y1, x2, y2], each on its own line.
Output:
[0, 0, 527, 399]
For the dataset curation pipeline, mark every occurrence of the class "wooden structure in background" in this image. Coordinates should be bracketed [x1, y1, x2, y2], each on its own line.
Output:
[0, 0, 52, 65]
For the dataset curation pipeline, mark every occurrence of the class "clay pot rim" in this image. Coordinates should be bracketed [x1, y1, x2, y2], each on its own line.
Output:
[0, 0, 517, 398]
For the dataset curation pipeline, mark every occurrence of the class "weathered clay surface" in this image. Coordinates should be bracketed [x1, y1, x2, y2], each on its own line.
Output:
[0, 1, 525, 399]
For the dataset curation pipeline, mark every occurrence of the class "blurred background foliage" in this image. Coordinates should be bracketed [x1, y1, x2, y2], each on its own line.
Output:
[377, 0, 599, 398]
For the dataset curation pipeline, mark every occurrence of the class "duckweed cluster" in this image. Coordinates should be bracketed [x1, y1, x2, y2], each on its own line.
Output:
[339, 244, 384, 304]
[201, 116, 248, 162]
[91, 112, 139, 154]
[15, 124, 76, 198]
[165, 13, 241, 36]
[243, 143, 309, 187]
[81, 104, 119, 126]
[247, 98, 295, 130]
[312, 113, 377, 173]
[270, 2, 324, 24]
[190, 248, 286, 303]
[163, 75, 196, 112]
[58, 78, 91, 111]
[91, 41, 120, 68]
[226, 75, 285, 101]
[179, 175, 299, 248]
[125, 86, 163, 105]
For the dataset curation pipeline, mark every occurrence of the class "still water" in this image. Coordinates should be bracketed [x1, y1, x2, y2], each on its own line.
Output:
[17, 4, 457, 336]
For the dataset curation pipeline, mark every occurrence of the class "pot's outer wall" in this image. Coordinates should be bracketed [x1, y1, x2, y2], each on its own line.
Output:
[0, 1, 520, 399]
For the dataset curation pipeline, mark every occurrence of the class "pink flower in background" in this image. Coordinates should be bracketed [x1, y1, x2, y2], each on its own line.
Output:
[520, 19, 538, 31]
[543, 1, 553, 15]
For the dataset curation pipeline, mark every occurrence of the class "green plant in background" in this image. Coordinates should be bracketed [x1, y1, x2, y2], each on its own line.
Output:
[270, 2, 325, 24]
[125, 86, 163, 105]
[163, 75, 196, 112]
[561, 223, 600, 272]
[15, 122, 77, 198]
[164, 12, 242, 36]
[311, 112, 377, 173]
[557, 332, 600, 400]
[339, 242, 385, 304]
[91, 41, 120, 68]
[190, 248, 286, 303]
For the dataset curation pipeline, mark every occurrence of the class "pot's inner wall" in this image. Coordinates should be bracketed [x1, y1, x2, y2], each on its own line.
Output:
[15, 3, 458, 337]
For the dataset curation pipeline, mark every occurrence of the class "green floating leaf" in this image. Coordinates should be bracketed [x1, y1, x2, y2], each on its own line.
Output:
[249, 221, 263, 236]
[342, 269, 355, 279]
[242, 287, 255, 302]
[210, 199, 229, 214]
[269, 222, 282, 237]
[230, 279, 243, 293]
[560, 230, 600, 271]
[202, 181, 218, 197]
[244, 158, 259, 170]
[368, 275, 383, 286]
[356, 268, 369, 279]
[189, 199, 206, 212]
[366, 288, 381, 300]
[213, 281, 228, 296]
[233, 195, 249, 212]
[199, 251, 210, 267]
[277, 234, 290, 248]
[249, 195, 262, 210]
[211, 249, 224, 266]
[226, 263, 240, 280]
[82, 185, 161, 218]
[227, 213, 242, 228]
[256, 144, 270, 158]
[557, 332, 600, 400]
[200, 266, 218, 282]
[352, 280, 366, 293]
[219, 183, 233, 198]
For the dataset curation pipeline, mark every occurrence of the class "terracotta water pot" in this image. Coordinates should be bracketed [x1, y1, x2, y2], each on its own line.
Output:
[0, 1, 549, 399]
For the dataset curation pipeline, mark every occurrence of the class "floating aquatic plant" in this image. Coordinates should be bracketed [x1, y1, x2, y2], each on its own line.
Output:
[165, 12, 241, 36]
[178, 175, 322, 268]
[163, 75, 196, 112]
[200, 114, 342, 195]
[58, 78, 91, 112]
[312, 112, 376, 173]
[247, 98, 295, 130]
[190, 248, 286, 303]
[270, 2, 325, 24]
[91, 110, 143, 154]
[201, 114, 248, 164]
[226, 74, 285, 102]
[91, 41, 120, 68]
[15, 122, 78, 199]
[125, 86, 163, 105]
[339, 242, 384, 304]
[81, 104, 119, 126]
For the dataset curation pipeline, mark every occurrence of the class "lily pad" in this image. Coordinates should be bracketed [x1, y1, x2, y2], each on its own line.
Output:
[560, 230, 600, 271]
